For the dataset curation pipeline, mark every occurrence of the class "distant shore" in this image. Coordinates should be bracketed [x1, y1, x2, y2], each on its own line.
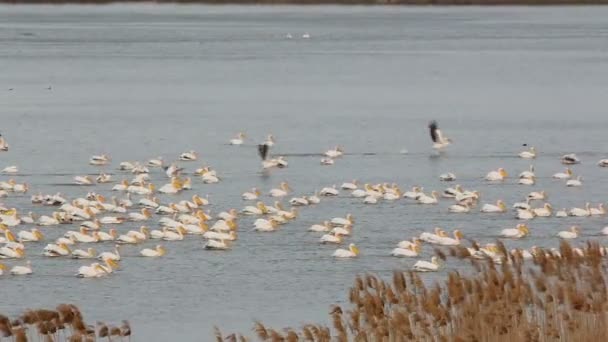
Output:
[2, 0, 608, 5]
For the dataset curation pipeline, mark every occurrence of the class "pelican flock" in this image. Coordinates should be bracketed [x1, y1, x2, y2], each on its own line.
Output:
[0, 121, 605, 285]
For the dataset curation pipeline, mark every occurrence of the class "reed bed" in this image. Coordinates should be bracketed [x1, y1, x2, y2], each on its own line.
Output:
[218, 240, 608, 341]
[0, 304, 130, 342]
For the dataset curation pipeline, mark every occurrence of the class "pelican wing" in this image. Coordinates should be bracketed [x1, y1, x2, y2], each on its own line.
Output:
[257, 144, 269, 161]
[428, 121, 439, 143]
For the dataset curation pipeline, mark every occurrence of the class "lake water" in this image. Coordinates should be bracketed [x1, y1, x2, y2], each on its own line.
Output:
[1, 4, 608, 340]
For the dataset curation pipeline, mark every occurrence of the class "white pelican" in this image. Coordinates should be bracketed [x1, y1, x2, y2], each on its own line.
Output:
[519, 147, 536, 159]
[442, 185, 463, 198]
[241, 202, 268, 215]
[202, 172, 220, 184]
[290, 196, 309, 206]
[139, 197, 160, 209]
[119, 161, 135, 171]
[0, 179, 15, 191]
[332, 243, 359, 258]
[601, 227, 608, 235]
[320, 232, 343, 244]
[141, 245, 166, 257]
[184, 222, 208, 235]
[0, 229, 17, 244]
[263, 134, 275, 147]
[0, 136, 8, 151]
[98, 245, 121, 261]
[413, 257, 440, 272]
[590, 204, 605, 216]
[99, 216, 125, 225]
[557, 226, 579, 239]
[428, 121, 451, 149]
[325, 146, 344, 158]
[210, 219, 236, 232]
[419, 228, 446, 244]
[96, 173, 112, 183]
[158, 178, 183, 194]
[403, 187, 423, 199]
[383, 189, 401, 201]
[1, 166, 18, 174]
[129, 208, 152, 221]
[97, 229, 118, 241]
[165, 163, 182, 178]
[162, 227, 186, 241]
[555, 209, 568, 217]
[116, 233, 139, 244]
[89, 154, 110, 166]
[179, 150, 197, 161]
[43, 243, 70, 257]
[112, 180, 130, 191]
[455, 190, 480, 203]
[566, 176, 583, 187]
[150, 227, 167, 239]
[432, 230, 463, 246]
[569, 203, 591, 217]
[341, 180, 358, 190]
[561, 154, 580, 165]
[127, 226, 149, 240]
[519, 165, 535, 179]
[417, 191, 439, 204]
[481, 200, 507, 213]
[501, 224, 529, 238]
[485, 168, 508, 181]
[80, 219, 101, 230]
[351, 188, 367, 198]
[55, 235, 76, 246]
[533, 203, 553, 217]
[391, 244, 421, 257]
[10, 261, 32, 275]
[448, 203, 470, 213]
[0, 246, 24, 259]
[204, 239, 229, 250]
[253, 219, 279, 232]
[553, 168, 573, 179]
[269, 182, 291, 197]
[203, 231, 236, 241]
[307, 193, 321, 204]
[76, 263, 106, 278]
[71, 247, 97, 259]
[127, 183, 154, 195]
[242, 188, 261, 201]
[330, 214, 353, 227]
[17, 228, 44, 242]
[319, 185, 339, 196]
[320, 158, 334, 165]
[147, 157, 164, 168]
[528, 191, 546, 200]
[309, 221, 331, 232]
[518, 177, 535, 185]
[74, 176, 94, 185]
[439, 173, 456, 181]
[12, 182, 27, 193]
[230, 132, 246, 145]
[217, 209, 238, 221]
[598, 159, 608, 167]
[397, 238, 421, 250]
[516, 209, 535, 220]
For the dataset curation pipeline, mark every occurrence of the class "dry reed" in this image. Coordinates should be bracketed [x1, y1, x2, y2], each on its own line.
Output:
[221, 240, 608, 341]
[0, 304, 131, 342]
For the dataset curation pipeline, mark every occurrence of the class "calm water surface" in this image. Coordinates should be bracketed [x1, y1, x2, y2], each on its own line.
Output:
[1, 5, 608, 340]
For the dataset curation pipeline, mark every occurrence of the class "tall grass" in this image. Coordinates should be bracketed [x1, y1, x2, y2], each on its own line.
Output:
[0, 304, 131, 342]
[219, 240, 608, 341]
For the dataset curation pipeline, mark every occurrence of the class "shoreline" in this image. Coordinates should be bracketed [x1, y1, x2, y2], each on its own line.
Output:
[2, 0, 608, 5]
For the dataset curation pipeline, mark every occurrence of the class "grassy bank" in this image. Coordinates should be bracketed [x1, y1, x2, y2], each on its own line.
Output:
[2, 0, 608, 4]
[218, 240, 608, 341]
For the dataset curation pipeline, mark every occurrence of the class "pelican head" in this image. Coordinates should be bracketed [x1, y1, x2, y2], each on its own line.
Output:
[498, 168, 508, 178]
[156, 245, 166, 256]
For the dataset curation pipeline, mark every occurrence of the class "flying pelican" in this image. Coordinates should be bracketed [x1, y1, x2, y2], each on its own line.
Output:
[428, 120, 451, 149]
